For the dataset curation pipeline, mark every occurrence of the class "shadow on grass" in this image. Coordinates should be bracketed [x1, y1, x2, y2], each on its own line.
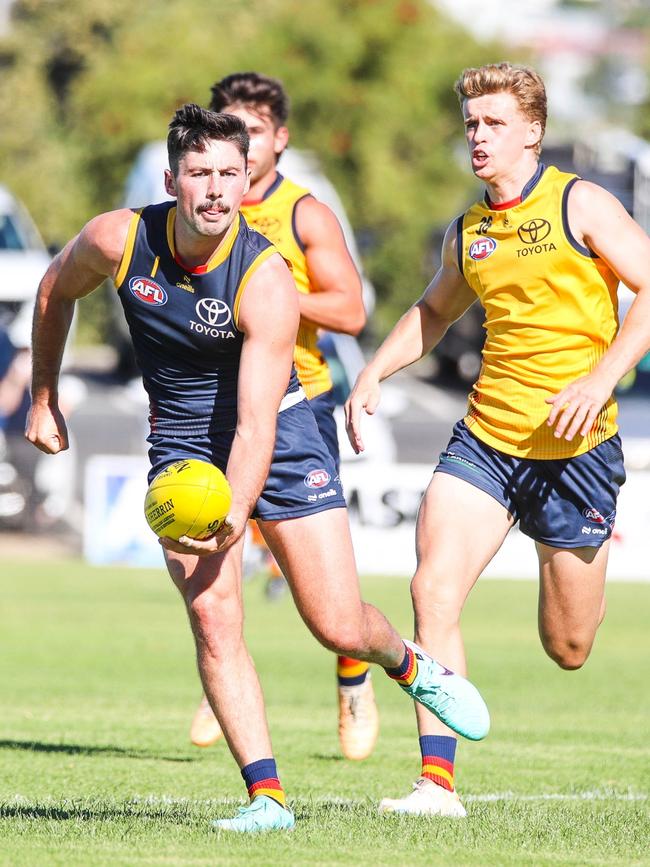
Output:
[0, 803, 194, 823]
[310, 752, 345, 762]
[0, 739, 195, 763]
[292, 800, 369, 822]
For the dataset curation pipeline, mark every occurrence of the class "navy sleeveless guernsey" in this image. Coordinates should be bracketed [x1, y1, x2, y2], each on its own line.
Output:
[115, 202, 301, 436]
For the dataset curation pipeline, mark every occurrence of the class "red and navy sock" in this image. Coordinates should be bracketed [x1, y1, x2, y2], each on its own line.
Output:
[241, 758, 286, 807]
[385, 642, 418, 687]
[337, 656, 370, 687]
[419, 735, 457, 791]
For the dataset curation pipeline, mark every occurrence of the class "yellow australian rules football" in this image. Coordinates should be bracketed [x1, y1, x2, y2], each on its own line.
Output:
[144, 459, 232, 541]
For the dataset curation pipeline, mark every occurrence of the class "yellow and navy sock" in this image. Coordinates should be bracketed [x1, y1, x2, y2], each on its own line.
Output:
[385, 642, 418, 687]
[419, 735, 457, 791]
[337, 656, 370, 687]
[241, 758, 286, 808]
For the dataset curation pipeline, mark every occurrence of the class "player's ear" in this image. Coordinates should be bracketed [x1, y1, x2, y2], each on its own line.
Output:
[525, 120, 542, 150]
[164, 169, 177, 198]
[243, 166, 251, 197]
[274, 125, 289, 158]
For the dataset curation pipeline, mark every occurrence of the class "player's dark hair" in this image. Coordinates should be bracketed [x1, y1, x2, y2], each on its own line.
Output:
[167, 103, 249, 175]
[209, 72, 290, 127]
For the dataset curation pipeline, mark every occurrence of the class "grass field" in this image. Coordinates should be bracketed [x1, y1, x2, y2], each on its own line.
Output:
[1, 557, 648, 866]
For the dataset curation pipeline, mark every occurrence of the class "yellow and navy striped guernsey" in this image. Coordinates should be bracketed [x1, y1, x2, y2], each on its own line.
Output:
[458, 164, 619, 459]
[241, 173, 333, 400]
[115, 202, 300, 436]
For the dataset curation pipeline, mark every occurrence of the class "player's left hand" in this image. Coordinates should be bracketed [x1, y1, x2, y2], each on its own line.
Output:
[160, 515, 239, 557]
[546, 373, 614, 440]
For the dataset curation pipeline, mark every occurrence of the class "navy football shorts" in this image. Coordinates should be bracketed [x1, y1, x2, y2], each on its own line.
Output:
[434, 420, 626, 549]
[147, 398, 346, 521]
[308, 387, 340, 471]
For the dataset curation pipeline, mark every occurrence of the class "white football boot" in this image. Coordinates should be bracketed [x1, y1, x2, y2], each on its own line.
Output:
[190, 695, 223, 747]
[338, 674, 379, 760]
[379, 777, 467, 817]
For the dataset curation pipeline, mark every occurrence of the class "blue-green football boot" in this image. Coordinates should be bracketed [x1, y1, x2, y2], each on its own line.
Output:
[212, 795, 295, 833]
[399, 640, 490, 741]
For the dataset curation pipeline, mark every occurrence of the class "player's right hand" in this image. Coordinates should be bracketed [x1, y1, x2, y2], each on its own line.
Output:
[25, 403, 69, 454]
[344, 374, 381, 454]
[161, 514, 242, 558]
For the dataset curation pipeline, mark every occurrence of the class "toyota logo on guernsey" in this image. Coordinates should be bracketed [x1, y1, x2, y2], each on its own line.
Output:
[129, 277, 167, 306]
[468, 237, 497, 260]
[304, 468, 331, 489]
[191, 298, 235, 339]
[517, 218, 551, 244]
[196, 298, 232, 327]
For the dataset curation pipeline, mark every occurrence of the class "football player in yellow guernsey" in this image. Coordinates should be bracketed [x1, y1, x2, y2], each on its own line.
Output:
[346, 62, 650, 817]
[187, 72, 379, 761]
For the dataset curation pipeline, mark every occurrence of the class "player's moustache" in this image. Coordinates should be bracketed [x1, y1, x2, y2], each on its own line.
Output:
[197, 200, 230, 214]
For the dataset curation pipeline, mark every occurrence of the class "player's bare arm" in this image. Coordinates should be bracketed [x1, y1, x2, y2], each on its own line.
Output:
[293, 196, 366, 335]
[547, 181, 650, 440]
[345, 220, 476, 453]
[26, 209, 134, 455]
[162, 253, 300, 556]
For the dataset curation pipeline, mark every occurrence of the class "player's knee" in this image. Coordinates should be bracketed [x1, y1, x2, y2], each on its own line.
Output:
[410, 573, 462, 627]
[187, 595, 240, 654]
[310, 618, 365, 656]
[543, 635, 591, 670]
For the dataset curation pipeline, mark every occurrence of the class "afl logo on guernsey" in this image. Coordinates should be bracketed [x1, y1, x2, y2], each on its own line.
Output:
[468, 237, 497, 260]
[129, 277, 168, 306]
[304, 468, 331, 489]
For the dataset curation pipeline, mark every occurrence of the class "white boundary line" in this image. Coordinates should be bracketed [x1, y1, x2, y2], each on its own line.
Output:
[8, 790, 646, 808]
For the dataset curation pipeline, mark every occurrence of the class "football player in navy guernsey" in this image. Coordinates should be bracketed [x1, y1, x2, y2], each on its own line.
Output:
[26, 104, 489, 834]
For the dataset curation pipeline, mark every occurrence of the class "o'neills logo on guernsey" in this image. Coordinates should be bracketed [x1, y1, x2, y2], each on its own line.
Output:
[468, 237, 497, 260]
[129, 276, 168, 306]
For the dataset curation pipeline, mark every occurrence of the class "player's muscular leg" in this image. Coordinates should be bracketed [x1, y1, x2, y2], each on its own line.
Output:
[412, 473, 513, 735]
[536, 542, 609, 670]
[259, 509, 405, 668]
[164, 543, 274, 765]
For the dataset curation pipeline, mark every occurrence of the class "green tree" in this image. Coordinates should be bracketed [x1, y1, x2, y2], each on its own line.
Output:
[0, 0, 498, 338]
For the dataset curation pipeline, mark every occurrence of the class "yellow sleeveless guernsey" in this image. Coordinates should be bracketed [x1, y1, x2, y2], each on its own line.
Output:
[459, 165, 619, 460]
[240, 174, 333, 399]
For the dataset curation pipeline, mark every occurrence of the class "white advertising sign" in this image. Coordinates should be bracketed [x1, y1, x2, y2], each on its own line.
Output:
[83, 456, 649, 581]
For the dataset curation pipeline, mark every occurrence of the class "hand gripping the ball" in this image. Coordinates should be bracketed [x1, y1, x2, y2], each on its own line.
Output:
[159, 512, 240, 557]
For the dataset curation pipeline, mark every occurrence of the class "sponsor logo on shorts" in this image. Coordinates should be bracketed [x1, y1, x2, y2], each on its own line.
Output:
[468, 237, 497, 260]
[581, 526, 608, 536]
[304, 468, 331, 489]
[442, 452, 481, 474]
[582, 507, 606, 524]
[129, 277, 168, 306]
